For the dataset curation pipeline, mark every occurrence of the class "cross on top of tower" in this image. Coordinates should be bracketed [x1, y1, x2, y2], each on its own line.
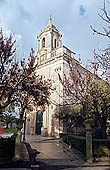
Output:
[48, 15, 52, 25]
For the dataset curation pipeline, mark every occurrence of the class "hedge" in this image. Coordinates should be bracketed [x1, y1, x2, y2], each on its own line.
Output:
[63, 134, 86, 154]
[0, 134, 16, 162]
[62, 134, 110, 158]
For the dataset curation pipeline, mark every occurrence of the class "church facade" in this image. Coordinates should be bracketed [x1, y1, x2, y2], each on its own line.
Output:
[25, 17, 76, 136]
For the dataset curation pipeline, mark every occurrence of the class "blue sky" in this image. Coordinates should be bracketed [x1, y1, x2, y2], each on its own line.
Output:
[0, 0, 108, 65]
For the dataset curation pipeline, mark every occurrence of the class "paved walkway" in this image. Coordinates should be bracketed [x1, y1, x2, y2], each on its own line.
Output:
[1, 135, 110, 170]
[26, 135, 110, 170]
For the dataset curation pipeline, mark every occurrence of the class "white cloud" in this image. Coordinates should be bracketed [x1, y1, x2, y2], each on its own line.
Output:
[16, 34, 22, 41]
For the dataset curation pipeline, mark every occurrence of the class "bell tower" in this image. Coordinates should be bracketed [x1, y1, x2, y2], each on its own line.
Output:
[37, 16, 62, 64]
[27, 17, 76, 136]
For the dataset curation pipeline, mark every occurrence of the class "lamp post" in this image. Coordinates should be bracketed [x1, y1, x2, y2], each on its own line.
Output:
[23, 111, 26, 141]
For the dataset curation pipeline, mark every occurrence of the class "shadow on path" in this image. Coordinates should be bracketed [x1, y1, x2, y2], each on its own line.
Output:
[31, 161, 110, 170]
[0, 160, 30, 168]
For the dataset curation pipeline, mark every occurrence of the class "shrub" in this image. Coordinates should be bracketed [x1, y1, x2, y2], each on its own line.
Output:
[3, 127, 17, 133]
[93, 139, 110, 157]
[0, 134, 16, 160]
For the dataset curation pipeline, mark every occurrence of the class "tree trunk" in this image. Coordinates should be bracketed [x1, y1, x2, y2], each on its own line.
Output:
[6, 122, 9, 129]
[63, 120, 68, 133]
[100, 117, 107, 139]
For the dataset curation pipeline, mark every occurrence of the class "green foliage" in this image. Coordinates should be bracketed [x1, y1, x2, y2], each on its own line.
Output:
[55, 105, 84, 132]
[84, 119, 94, 126]
[0, 113, 16, 128]
[55, 106, 72, 120]
[81, 80, 110, 120]
[72, 104, 82, 115]
[3, 127, 17, 133]
[80, 79, 110, 138]
[55, 104, 83, 121]
[15, 117, 24, 124]
[94, 146, 110, 157]
[58, 79, 110, 138]
[93, 139, 110, 157]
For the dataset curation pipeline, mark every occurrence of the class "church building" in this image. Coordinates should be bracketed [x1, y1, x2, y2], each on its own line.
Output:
[26, 17, 76, 136]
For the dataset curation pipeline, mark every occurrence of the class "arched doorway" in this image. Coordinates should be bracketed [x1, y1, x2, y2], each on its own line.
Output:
[36, 111, 43, 135]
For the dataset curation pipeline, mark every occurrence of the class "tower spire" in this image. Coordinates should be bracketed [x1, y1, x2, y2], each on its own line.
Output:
[48, 14, 52, 25]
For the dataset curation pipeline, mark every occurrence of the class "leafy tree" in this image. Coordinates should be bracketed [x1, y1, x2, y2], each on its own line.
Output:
[55, 104, 83, 133]
[0, 28, 51, 118]
[55, 106, 72, 133]
[81, 80, 110, 138]
[58, 56, 110, 138]
[0, 113, 15, 128]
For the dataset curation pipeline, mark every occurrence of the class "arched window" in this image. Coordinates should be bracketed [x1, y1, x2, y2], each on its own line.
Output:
[42, 38, 45, 48]
[54, 39, 57, 48]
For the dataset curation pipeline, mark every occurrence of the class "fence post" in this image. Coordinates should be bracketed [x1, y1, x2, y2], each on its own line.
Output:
[13, 124, 22, 161]
[85, 123, 93, 163]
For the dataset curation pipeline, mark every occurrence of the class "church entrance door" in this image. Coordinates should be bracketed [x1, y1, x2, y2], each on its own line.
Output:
[36, 111, 43, 135]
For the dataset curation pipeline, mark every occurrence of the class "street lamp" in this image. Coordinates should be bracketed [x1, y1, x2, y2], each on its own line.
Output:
[23, 111, 26, 141]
